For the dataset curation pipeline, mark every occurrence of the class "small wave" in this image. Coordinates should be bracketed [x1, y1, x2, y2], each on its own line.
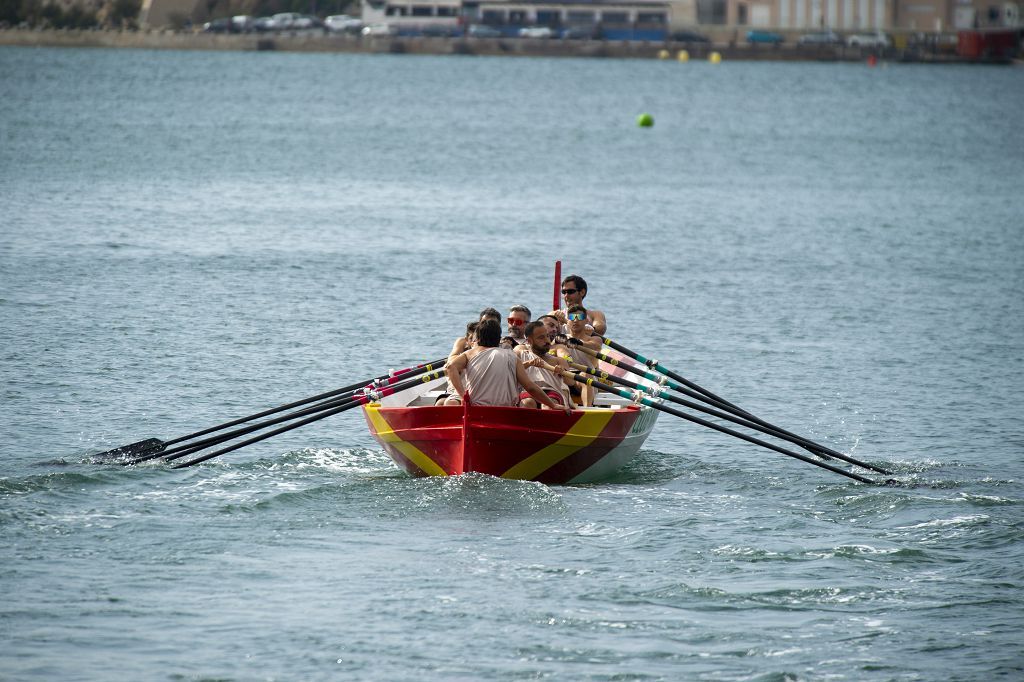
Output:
[0, 470, 124, 496]
[344, 471, 570, 521]
[710, 544, 801, 563]
[802, 545, 937, 566]
[634, 581, 902, 612]
[595, 449, 680, 485]
[245, 446, 396, 474]
[957, 492, 1019, 506]
[227, 483, 351, 512]
[897, 513, 991, 530]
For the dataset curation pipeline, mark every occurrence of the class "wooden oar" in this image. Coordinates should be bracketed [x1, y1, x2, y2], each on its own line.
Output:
[588, 340, 890, 475]
[170, 368, 446, 469]
[562, 358, 886, 475]
[561, 370, 878, 485]
[93, 358, 445, 462]
[124, 360, 447, 466]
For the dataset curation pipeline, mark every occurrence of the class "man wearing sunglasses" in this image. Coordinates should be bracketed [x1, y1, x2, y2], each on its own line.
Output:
[563, 304, 604, 406]
[506, 304, 531, 345]
[551, 275, 606, 336]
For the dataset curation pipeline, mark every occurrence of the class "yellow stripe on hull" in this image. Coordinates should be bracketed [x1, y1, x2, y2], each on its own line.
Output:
[364, 405, 448, 477]
[500, 409, 614, 481]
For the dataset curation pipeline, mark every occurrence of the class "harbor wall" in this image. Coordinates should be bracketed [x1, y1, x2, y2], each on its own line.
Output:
[0, 27, 976, 61]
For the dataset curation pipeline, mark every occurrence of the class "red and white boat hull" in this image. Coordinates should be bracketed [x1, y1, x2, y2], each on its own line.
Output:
[362, 399, 659, 484]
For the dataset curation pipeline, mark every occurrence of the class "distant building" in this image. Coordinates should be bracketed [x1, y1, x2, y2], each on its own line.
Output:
[723, 0, 893, 29]
[857, 0, 1020, 31]
[361, 0, 701, 36]
[139, 0, 200, 28]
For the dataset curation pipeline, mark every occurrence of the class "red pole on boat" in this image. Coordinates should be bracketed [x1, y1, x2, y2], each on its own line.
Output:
[552, 260, 561, 311]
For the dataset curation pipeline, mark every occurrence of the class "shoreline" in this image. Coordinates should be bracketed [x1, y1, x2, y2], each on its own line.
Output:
[0, 27, 984, 63]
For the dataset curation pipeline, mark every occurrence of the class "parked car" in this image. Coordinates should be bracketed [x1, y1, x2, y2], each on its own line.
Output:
[202, 17, 231, 33]
[518, 26, 554, 38]
[231, 15, 254, 32]
[669, 29, 710, 43]
[252, 16, 275, 32]
[467, 24, 502, 38]
[265, 12, 316, 30]
[324, 14, 362, 33]
[561, 24, 597, 39]
[267, 12, 298, 30]
[361, 23, 395, 36]
[797, 30, 841, 45]
[747, 30, 784, 44]
[846, 31, 891, 48]
[421, 23, 458, 37]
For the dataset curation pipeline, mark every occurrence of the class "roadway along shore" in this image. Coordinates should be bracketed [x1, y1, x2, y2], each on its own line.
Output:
[0, 27, 972, 62]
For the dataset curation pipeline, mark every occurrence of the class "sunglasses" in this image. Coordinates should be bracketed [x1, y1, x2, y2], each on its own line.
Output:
[507, 317, 525, 326]
[560, 289, 579, 295]
[567, 312, 586, 321]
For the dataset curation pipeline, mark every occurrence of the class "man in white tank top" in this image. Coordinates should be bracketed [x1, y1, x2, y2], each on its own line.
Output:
[515, 321, 578, 408]
[444, 319, 569, 413]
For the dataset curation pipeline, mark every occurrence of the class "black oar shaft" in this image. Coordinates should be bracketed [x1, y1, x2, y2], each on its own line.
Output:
[92, 358, 446, 462]
[123, 360, 447, 466]
[153, 393, 363, 463]
[587, 341, 890, 476]
[568, 372, 875, 485]
[171, 397, 369, 469]
[125, 392, 361, 465]
[569, 361, 807, 444]
[162, 357, 445, 447]
[171, 368, 446, 468]
[568, 360, 887, 476]
[159, 395, 363, 463]
[577, 345, 742, 417]
[599, 337, 744, 413]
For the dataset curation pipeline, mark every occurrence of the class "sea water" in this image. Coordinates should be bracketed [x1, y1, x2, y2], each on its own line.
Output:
[1, 46, 1023, 680]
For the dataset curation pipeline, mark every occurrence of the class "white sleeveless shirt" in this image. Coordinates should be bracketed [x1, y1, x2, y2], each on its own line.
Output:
[464, 348, 519, 406]
[518, 347, 570, 404]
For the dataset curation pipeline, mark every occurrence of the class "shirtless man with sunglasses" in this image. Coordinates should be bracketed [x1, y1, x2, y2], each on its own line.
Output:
[560, 303, 603, 406]
[548, 274, 606, 336]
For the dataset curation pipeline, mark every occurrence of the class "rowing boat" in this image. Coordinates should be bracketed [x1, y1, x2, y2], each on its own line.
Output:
[361, 376, 660, 483]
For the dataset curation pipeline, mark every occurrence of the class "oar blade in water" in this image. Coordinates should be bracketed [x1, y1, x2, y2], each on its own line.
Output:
[91, 438, 164, 463]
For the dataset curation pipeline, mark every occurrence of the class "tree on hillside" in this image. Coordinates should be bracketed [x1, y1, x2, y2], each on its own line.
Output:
[108, 0, 140, 26]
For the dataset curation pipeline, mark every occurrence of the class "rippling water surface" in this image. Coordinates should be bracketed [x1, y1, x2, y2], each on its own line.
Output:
[1, 47, 1023, 680]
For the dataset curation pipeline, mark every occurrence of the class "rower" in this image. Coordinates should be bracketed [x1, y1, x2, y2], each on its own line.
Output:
[436, 320, 479, 405]
[515, 321, 577, 409]
[445, 319, 568, 413]
[437, 309, 499, 406]
[561, 304, 603, 406]
[548, 274, 607, 336]
[506, 304, 531, 345]
[537, 314, 561, 342]
[448, 307, 500, 361]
